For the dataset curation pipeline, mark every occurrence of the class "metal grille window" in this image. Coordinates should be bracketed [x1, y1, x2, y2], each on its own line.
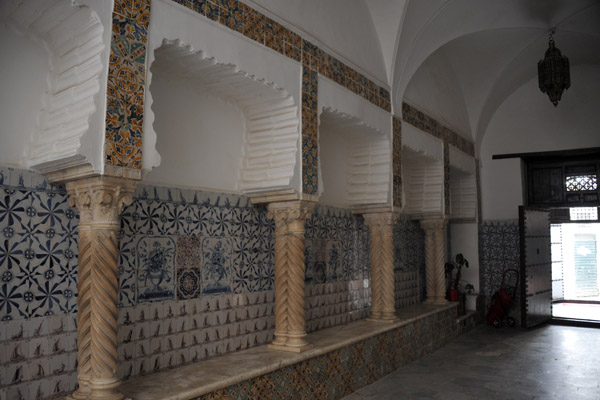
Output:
[565, 174, 597, 192]
[570, 207, 599, 221]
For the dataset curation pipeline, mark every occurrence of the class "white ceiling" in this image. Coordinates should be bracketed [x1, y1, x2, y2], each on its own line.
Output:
[392, 0, 600, 146]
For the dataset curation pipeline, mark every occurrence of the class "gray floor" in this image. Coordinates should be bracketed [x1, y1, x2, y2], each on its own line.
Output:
[342, 324, 600, 400]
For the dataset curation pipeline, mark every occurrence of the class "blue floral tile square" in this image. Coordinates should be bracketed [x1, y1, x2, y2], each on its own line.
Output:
[202, 237, 232, 294]
[136, 236, 176, 302]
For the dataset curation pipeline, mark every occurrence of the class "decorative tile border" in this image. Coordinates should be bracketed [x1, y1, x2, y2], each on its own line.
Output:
[169, 0, 391, 194]
[192, 307, 458, 400]
[392, 116, 402, 207]
[401, 102, 475, 157]
[105, 0, 151, 168]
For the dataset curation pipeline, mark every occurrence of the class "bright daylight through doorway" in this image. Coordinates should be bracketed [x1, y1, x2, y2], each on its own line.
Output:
[551, 207, 600, 322]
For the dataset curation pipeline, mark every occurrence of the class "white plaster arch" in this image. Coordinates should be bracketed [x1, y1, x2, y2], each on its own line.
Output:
[319, 107, 391, 207]
[0, 0, 105, 170]
[144, 0, 303, 194]
[317, 77, 392, 207]
[401, 125, 444, 216]
[147, 39, 300, 193]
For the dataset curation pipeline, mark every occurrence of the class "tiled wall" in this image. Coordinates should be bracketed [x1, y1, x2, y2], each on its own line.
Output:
[0, 168, 430, 395]
[304, 206, 372, 332]
[394, 217, 426, 305]
[193, 306, 459, 400]
[105, 0, 150, 169]
[0, 168, 79, 399]
[117, 291, 275, 380]
[479, 220, 521, 324]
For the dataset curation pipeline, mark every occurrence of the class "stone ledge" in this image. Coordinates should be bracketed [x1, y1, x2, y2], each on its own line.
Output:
[119, 303, 457, 400]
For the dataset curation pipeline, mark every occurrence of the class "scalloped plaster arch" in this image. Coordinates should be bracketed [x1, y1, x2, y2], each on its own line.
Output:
[149, 39, 300, 193]
[319, 107, 391, 206]
[0, 0, 104, 170]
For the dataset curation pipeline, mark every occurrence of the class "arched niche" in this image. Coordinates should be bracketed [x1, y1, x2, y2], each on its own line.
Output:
[401, 123, 444, 216]
[145, 40, 300, 193]
[143, 1, 304, 195]
[319, 108, 390, 207]
[448, 147, 477, 221]
[317, 77, 392, 208]
[0, 0, 105, 171]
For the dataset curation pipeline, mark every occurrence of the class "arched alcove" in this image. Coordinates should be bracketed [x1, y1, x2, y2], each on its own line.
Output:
[0, 0, 105, 170]
[401, 123, 444, 216]
[145, 40, 300, 193]
[448, 147, 477, 221]
[319, 108, 390, 207]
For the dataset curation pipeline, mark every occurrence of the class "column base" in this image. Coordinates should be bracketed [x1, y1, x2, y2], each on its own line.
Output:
[68, 379, 91, 400]
[89, 378, 124, 400]
[268, 342, 313, 353]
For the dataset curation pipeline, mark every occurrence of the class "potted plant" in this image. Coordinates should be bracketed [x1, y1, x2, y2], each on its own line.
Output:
[445, 253, 469, 303]
[463, 283, 477, 311]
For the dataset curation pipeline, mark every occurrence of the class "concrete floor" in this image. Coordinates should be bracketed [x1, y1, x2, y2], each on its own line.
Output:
[342, 324, 600, 400]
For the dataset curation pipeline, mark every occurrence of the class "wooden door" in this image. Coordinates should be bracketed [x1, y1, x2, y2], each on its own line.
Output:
[519, 206, 552, 327]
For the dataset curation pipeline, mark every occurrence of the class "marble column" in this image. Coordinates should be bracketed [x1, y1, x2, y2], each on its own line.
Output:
[66, 177, 136, 400]
[420, 217, 448, 304]
[267, 201, 314, 353]
[363, 212, 399, 323]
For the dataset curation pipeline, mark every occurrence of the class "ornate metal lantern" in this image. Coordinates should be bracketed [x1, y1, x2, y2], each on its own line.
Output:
[538, 30, 570, 106]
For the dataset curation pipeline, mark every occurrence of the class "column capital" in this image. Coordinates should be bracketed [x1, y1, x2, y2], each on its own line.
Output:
[267, 200, 315, 231]
[66, 176, 137, 225]
[362, 212, 400, 232]
[419, 215, 448, 231]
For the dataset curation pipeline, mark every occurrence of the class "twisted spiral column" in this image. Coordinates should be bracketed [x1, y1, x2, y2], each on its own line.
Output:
[364, 213, 399, 323]
[420, 217, 448, 304]
[70, 229, 92, 399]
[66, 177, 136, 400]
[267, 201, 314, 353]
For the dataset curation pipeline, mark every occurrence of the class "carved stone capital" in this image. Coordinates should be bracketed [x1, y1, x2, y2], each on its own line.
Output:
[267, 201, 315, 234]
[362, 212, 400, 234]
[419, 216, 448, 232]
[66, 177, 136, 226]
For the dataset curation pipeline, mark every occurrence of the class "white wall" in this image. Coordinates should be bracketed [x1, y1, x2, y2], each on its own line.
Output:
[450, 222, 480, 293]
[319, 124, 350, 206]
[480, 65, 600, 220]
[145, 74, 245, 192]
[145, 0, 303, 194]
[0, 24, 48, 167]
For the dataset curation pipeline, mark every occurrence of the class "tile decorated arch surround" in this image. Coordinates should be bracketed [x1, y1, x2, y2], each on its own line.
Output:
[104, 0, 392, 196]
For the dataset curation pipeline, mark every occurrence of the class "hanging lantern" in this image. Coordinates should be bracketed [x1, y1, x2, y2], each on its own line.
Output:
[538, 30, 570, 106]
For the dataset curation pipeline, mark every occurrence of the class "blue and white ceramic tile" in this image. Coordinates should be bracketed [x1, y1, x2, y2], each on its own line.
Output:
[136, 236, 176, 302]
[0, 171, 78, 322]
[201, 237, 232, 294]
[479, 220, 520, 296]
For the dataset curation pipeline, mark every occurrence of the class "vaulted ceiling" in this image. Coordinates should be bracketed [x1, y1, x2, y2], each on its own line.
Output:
[390, 0, 600, 147]
[248, 0, 600, 153]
